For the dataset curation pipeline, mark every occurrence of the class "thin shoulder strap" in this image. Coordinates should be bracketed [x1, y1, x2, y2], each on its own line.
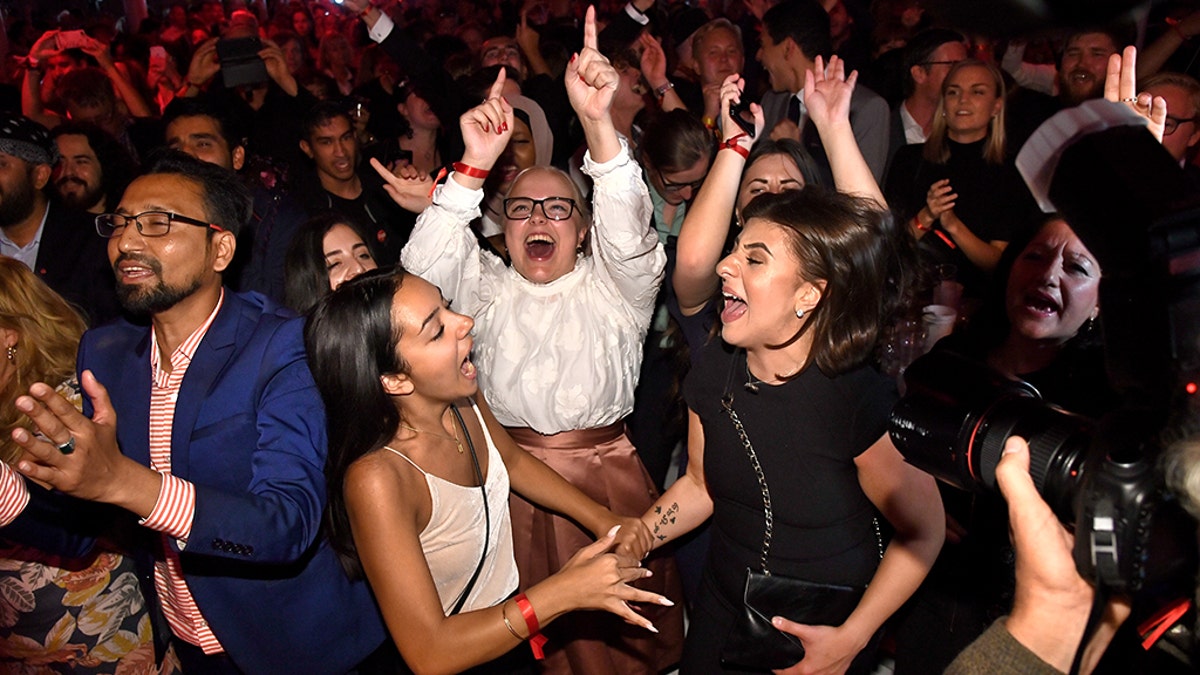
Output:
[381, 445, 430, 476]
[449, 404, 489, 615]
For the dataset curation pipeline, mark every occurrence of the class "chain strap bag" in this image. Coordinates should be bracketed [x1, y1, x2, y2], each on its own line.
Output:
[718, 384, 869, 671]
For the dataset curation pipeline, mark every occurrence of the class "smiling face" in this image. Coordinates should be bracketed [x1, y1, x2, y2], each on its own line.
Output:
[716, 217, 822, 350]
[943, 64, 1001, 143]
[1058, 32, 1116, 105]
[503, 168, 587, 285]
[53, 133, 105, 213]
[736, 153, 805, 213]
[108, 173, 232, 316]
[1005, 219, 1100, 346]
[323, 223, 377, 290]
[695, 26, 744, 87]
[387, 274, 478, 401]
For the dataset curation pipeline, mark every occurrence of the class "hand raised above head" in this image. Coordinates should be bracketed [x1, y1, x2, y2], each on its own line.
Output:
[804, 55, 856, 133]
[720, 74, 763, 143]
[565, 6, 619, 123]
[457, 68, 514, 174]
[1104, 46, 1167, 142]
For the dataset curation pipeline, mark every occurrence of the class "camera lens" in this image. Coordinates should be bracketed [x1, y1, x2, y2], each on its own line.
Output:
[889, 350, 1092, 523]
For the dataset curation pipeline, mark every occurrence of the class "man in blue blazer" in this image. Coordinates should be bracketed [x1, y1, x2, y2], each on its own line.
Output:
[1, 151, 387, 673]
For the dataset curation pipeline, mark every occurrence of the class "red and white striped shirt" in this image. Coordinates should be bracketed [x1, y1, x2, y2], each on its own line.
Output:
[140, 290, 225, 654]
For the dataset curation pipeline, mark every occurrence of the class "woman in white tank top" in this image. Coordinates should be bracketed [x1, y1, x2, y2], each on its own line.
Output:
[306, 268, 673, 674]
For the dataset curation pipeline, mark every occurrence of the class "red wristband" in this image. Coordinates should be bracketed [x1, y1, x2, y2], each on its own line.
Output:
[934, 229, 957, 249]
[912, 214, 930, 232]
[720, 133, 750, 159]
[515, 593, 548, 660]
[452, 162, 490, 179]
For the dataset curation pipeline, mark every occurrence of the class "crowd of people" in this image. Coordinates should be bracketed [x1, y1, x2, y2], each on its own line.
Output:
[0, 0, 1198, 673]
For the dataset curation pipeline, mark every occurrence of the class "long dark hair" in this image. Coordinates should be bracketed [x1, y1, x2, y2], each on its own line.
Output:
[284, 212, 378, 314]
[305, 268, 409, 579]
[742, 189, 914, 376]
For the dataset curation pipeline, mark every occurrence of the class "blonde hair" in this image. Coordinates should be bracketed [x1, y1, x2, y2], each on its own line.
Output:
[924, 59, 1007, 166]
[0, 258, 88, 463]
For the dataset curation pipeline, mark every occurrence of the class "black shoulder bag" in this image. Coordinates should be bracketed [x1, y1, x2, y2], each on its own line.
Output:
[448, 404, 489, 616]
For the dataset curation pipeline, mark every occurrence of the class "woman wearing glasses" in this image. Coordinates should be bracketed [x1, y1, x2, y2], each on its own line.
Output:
[380, 9, 683, 674]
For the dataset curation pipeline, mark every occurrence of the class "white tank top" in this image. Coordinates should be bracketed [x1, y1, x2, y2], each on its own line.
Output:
[385, 402, 519, 614]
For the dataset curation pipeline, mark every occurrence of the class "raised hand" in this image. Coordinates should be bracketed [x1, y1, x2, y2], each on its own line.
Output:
[187, 38, 222, 88]
[370, 158, 434, 213]
[565, 6, 618, 124]
[638, 32, 669, 93]
[719, 73, 762, 145]
[804, 55, 855, 133]
[1104, 45, 1167, 142]
[457, 68, 514, 180]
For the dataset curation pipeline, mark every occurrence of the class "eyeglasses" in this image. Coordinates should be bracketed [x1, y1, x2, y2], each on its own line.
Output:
[96, 211, 224, 238]
[1164, 115, 1197, 136]
[655, 166, 705, 194]
[503, 197, 577, 221]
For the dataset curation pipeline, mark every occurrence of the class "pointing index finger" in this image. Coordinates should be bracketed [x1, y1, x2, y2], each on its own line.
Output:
[584, 5, 598, 52]
[488, 67, 507, 100]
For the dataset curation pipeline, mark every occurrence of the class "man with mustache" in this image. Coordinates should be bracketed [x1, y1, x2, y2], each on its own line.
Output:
[1007, 27, 1126, 151]
[0, 150, 389, 674]
[50, 123, 135, 215]
[0, 113, 118, 324]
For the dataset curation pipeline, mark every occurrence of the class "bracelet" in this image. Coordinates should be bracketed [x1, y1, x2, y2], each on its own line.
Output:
[702, 116, 717, 130]
[501, 600, 525, 641]
[654, 81, 675, 98]
[912, 214, 930, 231]
[452, 162, 490, 179]
[720, 133, 750, 159]
[514, 593, 549, 660]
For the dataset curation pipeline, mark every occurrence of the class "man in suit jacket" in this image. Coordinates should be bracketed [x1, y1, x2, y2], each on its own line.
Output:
[756, 0, 889, 186]
[0, 113, 119, 324]
[0, 151, 387, 674]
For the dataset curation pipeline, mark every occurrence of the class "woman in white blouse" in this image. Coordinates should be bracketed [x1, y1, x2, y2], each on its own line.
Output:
[379, 9, 683, 674]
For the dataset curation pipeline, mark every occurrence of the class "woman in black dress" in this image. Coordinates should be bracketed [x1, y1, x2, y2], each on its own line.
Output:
[885, 59, 1038, 299]
[621, 183, 944, 674]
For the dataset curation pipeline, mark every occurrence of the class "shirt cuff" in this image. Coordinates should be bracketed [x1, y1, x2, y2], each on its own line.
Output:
[140, 473, 196, 543]
[582, 137, 633, 178]
[0, 463, 30, 526]
[367, 12, 395, 43]
[433, 171, 486, 217]
[624, 3, 650, 24]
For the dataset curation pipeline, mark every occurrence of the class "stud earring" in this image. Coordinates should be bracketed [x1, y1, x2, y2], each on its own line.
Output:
[795, 308, 805, 319]
[5, 345, 14, 362]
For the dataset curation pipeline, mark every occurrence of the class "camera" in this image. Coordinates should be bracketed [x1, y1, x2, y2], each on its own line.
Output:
[217, 37, 269, 88]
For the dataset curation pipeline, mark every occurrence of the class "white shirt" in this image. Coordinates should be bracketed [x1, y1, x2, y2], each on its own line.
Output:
[0, 207, 49, 271]
[402, 143, 665, 434]
[899, 101, 927, 145]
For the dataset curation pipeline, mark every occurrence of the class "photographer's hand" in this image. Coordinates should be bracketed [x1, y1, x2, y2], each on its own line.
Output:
[186, 38, 221, 91]
[998, 436, 1130, 675]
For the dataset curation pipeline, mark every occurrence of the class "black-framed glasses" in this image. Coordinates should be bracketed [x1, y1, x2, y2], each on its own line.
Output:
[1164, 115, 1197, 136]
[655, 166, 705, 193]
[503, 197, 577, 221]
[95, 211, 224, 238]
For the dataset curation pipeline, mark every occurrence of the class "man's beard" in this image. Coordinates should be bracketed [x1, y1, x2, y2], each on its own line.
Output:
[55, 177, 105, 212]
[113, 253, 203, 315]
[1059, 69, 1104, 106]
[0, 173, 38, 228]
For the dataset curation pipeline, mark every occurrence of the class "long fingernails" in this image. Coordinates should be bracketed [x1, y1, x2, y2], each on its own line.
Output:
[645, 623, 659, 634]
[607, 524, 621, 537]
[642, 569, 653, 578]
[658, 597, 675, 606]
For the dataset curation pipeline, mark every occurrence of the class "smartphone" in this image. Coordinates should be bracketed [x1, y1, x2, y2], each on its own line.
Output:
[217, 37, 269, 88]
[56, 30, 89, 51]
[150, 45, 167, 71]
[729, 97, 757, 138]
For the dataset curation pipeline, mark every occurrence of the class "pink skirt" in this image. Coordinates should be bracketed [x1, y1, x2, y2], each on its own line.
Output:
[507, 423, 684, 675]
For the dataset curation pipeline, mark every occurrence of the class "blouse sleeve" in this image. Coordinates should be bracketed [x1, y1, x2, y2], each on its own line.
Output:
[581, 140, 666, 315]
[399, 175, 501, 316]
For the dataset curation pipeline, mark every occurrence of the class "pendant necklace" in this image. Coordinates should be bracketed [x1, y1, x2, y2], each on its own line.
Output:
[398, 407, 464, 453]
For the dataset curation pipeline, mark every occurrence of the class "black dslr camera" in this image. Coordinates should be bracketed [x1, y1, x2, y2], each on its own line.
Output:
[889, 113, 1200, 599]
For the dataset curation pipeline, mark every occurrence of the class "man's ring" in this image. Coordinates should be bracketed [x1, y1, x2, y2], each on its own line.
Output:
[57, 436, 76, 454]
[1122, 97, 1138, 103]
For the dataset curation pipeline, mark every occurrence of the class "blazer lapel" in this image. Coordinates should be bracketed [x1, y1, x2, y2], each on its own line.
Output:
[169, 293, 242, 478]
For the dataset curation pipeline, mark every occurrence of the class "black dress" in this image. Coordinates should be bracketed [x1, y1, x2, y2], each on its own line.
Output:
[680, 343, 897, 673]
[885, 139, 1038, 298]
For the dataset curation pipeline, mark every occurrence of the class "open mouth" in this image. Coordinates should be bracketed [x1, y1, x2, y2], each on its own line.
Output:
[721, 289, 747, 323]
[1021, 290, 1060, 317]
[461, 354, 477, 378]
[524, 233, 555, 261]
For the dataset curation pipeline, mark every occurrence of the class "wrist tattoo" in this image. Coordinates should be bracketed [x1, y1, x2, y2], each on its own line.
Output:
[651, 502, 679, 542]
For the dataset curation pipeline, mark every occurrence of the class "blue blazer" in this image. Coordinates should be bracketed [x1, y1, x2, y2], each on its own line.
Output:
[6, 291, 385, 674]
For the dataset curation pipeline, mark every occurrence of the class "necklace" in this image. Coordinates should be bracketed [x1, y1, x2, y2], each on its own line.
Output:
[398, 408, 464, 453]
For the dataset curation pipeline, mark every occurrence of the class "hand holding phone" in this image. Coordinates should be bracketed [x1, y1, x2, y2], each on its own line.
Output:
[56, 30, 90, 51]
